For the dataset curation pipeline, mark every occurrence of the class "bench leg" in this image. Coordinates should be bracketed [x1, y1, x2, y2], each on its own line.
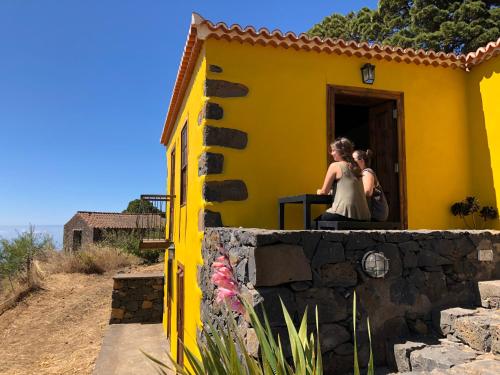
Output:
[279, 203, 285, 230]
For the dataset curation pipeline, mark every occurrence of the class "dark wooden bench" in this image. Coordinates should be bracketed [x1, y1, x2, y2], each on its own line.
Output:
[316, 221, 401, 230]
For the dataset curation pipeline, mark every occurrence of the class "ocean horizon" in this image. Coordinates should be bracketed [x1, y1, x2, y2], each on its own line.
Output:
[0, 225, 64, 249]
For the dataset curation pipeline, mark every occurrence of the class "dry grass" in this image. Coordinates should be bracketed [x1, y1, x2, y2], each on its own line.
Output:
[0, 245, 139, 315]
[44, 244, 140, 275]
[0, 258, 163, 375]
[0, 261, 45, 314]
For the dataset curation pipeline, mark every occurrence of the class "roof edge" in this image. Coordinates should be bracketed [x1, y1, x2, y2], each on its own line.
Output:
[159, 13, 500, 146]
[160, 13, 205, 145]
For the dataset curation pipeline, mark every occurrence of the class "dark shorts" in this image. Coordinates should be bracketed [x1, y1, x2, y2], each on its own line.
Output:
[316, 212, 360, 222]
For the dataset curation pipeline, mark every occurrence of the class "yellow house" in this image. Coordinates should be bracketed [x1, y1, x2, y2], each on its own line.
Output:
[160, 13, 500, 365]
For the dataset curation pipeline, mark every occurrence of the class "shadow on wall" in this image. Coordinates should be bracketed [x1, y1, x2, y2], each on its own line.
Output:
[467, 59, 500, 229]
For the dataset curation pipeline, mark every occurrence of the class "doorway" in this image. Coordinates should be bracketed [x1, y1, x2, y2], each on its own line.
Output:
[166, 258, 173, 339]
[327, 86, 407, 227]
[176, 263, 185, 366]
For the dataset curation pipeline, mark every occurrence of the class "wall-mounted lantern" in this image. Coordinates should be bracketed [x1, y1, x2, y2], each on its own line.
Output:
[168, 243, 175, 260]
[361, 63, 375, 84]
[362, 251, 389, 278]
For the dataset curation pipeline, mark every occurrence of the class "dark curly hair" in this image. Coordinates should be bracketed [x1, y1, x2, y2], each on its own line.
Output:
[353, 149, 374, 168]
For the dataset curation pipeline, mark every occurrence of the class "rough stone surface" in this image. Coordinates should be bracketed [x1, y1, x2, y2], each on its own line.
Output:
[449, 359, 500, 375]
[319, 323, 351, 353]
[110, 273, 163, 324]
[198, 152, 224, 175]
[409, 345, 477, 371]
[296, 288, 347, 324]
[208, 64, 223, 73]
[203, 180, 248, 202]
[252, 244, 312, 287]
[203, 125, 248, 149]
[492, 323, 500, 354]
[320, 262, 358, 287]
[205, 79, 249, 97]
[478, 280, 500, 308]
[312, 241, 345, 268]
[200, 228, 500, 371]
[454, 314, 495, 352]
[394, 341, 426, 372]
[418, 250, 453, 267]
[245, 328, 259, 357]
[202, 102, 223, 120]
[440, 307, 477, 335]
[198, 209, 223, 230]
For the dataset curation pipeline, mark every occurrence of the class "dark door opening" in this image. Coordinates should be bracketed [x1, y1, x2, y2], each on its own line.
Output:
[166, 258, 173, 339]
[176, 263, 185, 366]
[328, 87, 405, 225]
[72, 230, 82, 251]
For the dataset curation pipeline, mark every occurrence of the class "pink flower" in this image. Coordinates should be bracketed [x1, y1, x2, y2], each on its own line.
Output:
[211, 251, 245, 315]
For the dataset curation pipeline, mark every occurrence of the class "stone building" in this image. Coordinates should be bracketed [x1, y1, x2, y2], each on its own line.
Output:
[63, 211, 162, 251]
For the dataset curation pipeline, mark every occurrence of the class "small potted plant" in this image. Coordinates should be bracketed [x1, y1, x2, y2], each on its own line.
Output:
[450, 196, 498, 229]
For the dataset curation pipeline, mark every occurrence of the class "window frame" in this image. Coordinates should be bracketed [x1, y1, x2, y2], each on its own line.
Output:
[168, 146, 176, 240]
[180, 122, 188, 206]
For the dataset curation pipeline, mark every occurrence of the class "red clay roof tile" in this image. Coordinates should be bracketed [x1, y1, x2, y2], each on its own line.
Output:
[160, 13, 500, 145]
[75, 211, 163, 229]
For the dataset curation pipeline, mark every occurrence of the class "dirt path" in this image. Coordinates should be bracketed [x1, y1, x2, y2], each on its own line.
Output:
[0, 264, 163, 375]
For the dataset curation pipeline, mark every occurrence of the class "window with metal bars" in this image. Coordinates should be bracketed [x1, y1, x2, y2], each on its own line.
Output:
[180, 123, 188, 205]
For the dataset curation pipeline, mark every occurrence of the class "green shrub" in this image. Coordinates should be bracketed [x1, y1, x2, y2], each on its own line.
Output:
[0, 226, 54, 288]
[99, 229, 162, 263]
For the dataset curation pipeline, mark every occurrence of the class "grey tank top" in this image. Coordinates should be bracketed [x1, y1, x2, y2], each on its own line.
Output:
[327, 162, 371, 220]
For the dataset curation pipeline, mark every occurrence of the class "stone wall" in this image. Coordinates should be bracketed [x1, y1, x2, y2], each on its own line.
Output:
[110, 272, 164, 324]
[200, 228, 500, 373]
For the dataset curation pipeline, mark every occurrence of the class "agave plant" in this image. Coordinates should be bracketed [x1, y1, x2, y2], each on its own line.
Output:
[352, 291, 374, 375]
[145, 298, 322, 375]
[145, 255, 375, 374]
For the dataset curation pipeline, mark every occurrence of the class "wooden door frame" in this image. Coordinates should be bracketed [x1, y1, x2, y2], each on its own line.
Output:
[327, 85, 408, 229]
[176, 262, 185, 367]
[166, 258, 173, 339]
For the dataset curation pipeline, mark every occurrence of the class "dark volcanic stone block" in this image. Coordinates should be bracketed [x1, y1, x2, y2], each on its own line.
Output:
[205, 79, 249, 97]
[256, 287, 296, 326]
[312, 241, 345, 268]
[198, 152, 224, 175]
[203, 180, 248, 202]
[198, 209, 223, 230]
[345, 232, 376, 250]
[209, 64, 223, 73]
[203, 125, 248, 149]
[252, 244, 312, 287]
[320, 262, 358, 287]
[296, 288, 347, 324]
[203, 102, 223, 120]
[418, 250, 453, 267]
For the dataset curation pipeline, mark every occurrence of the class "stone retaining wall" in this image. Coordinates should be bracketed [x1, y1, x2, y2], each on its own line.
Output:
[200, 228, 500, 373]
[110, 272, 164, 324]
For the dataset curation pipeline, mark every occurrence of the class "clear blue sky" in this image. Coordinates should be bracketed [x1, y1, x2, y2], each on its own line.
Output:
[0, 0, 376, 225]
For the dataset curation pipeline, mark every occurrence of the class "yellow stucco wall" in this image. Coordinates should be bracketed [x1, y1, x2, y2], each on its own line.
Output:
[163, 39, 500, 363]
[467, 56, 500, 229]
[204, 38, 471, 230]
[163, 47, 206, 364]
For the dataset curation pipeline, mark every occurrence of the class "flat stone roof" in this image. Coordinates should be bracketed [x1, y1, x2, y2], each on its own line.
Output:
[113, 272, 164, 280]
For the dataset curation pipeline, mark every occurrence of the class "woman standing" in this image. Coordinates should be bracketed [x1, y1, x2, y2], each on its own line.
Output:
[316, 138, 370, 222]
[353, 149, 389, 222]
